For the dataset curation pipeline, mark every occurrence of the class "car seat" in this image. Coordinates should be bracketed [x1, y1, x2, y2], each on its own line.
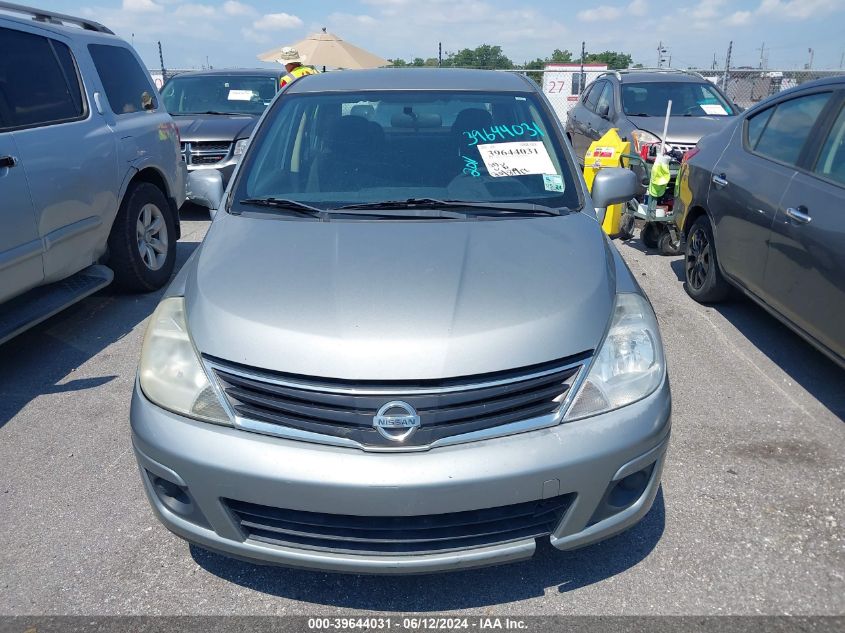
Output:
[307, 116, 385, 192]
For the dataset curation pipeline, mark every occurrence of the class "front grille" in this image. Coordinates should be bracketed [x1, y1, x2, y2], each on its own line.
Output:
[225, 494, 574, 555]
[181, 141, 231, 166]
[210, 355, 586, 448]
[668, 142, 696, 154]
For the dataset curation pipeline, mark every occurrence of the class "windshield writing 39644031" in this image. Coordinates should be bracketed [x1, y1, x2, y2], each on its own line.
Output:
[463, 122, 544, 146]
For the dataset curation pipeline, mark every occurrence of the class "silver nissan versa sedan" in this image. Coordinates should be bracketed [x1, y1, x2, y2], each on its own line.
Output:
[131, 69, 671, 574]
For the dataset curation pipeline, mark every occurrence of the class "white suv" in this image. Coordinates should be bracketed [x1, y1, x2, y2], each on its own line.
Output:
[0, 2, 186, 343]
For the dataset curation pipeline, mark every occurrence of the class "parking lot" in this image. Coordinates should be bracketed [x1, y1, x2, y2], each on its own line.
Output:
[0, 209, 842, 616]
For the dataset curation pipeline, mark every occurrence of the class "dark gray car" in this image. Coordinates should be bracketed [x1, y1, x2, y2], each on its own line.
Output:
[131, 69, 671, 574]
[161, 69, 283, 208]
[565, 69, 738, 163]
[675, 76, 845, 368]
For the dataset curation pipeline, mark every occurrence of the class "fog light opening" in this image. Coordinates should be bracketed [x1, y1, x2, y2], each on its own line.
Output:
[149, 472, 193, 516]
[588, 462, 656, 526]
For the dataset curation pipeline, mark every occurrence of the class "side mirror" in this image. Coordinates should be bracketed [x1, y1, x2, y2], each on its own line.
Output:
[141, 91, 156, 111]
[187, 170, 225, 218]
[597, 103, 610, 118]
[591, 168, 637, 224]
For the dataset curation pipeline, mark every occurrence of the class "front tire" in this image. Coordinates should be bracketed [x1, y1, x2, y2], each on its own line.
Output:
[107, 182, 177, 292]
[684, 216, 730, 303]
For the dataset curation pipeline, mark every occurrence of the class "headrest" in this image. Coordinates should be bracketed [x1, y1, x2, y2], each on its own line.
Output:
[451, 108, 493, 134]
[328, 115, 376, 149]
[350, 104, 375, 120]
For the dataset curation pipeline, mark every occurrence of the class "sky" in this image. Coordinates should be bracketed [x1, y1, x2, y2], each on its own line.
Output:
[25, 0, 845, 71]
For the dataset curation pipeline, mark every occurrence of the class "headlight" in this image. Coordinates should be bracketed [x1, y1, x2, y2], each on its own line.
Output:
[630, 129, 661, 153]
[564, 293, 665, 421]
[233, 138, 249, 157]
[139, 297, 231, 425]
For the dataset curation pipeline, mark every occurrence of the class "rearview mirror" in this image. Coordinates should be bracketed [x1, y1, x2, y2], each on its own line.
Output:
[591, 168, 637, 224]
[597, 103, 610, 118]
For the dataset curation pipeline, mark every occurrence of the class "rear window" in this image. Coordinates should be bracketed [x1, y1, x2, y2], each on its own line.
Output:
[0, 27, 85, 130]
[88, 44, 156, 115]
[232, 90, 580, 212]
[622, 81, 734, 117]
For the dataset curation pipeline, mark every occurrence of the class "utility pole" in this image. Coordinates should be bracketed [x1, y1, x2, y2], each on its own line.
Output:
[656, 41, 669, 69]
[579, 41, 585, 95]
[757, 42, 766, 69]
[438, 42, 442, 67]
[807, 48, 814, 69]
[158, 41, 166, 83]
[722, 40, 732, 91]
[840, 50, 844, 69]
[712, 52, 717, 70]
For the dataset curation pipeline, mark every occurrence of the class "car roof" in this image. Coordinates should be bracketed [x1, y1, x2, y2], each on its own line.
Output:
[286, 68, 534, 94]
[172, 68, 284, 78]
[0, 7, 121, 42]
[615, 71, 707, 84]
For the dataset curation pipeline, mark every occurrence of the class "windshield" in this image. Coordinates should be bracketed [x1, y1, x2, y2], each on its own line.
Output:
[231, 90, 581, 214]
[161, 74, 277, 115]
[622, 81, 734, 117]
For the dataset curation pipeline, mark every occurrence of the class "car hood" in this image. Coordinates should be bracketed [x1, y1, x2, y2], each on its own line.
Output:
[171, 113, 257, 142]
[184, 211, 615, 380]
[629, 115, 734, 145]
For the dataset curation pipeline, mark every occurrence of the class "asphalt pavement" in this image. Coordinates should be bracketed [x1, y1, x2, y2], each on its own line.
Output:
[1, 210, 842, 615]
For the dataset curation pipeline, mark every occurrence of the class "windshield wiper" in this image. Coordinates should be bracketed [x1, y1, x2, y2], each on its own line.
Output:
[333, 198, 564, 216]
[175, 111, 250, 116]
[237, 197, 328, 219]
[628, 112, 651, 117]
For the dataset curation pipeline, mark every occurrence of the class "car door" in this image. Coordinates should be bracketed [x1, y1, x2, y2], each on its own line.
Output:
[87, 43, 165, 184]
[0, 131, 42, 304]
[708, 90, 833, 296]
[591, 81, 615, 141]
[4, 25, 119, 284]
[569, 82, 602, 161]
[762, 92, 845, 360]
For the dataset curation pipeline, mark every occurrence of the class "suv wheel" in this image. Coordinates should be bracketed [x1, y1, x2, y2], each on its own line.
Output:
[684, 215, 729, 303]
[108, 182, 177, 292]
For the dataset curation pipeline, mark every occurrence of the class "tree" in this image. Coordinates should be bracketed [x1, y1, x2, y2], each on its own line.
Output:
[388, 58, 408, 67]
[522, 49, 574, 83]
[445, 44, 513, 69]
[411, 57, 425, 67]
[584, 50, 633, 70]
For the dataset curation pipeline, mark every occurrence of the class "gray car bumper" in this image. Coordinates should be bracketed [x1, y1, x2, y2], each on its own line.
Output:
[131, 377, 671, 574]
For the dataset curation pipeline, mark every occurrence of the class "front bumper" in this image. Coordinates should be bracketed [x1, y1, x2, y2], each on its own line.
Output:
[131, 377, 671, 574]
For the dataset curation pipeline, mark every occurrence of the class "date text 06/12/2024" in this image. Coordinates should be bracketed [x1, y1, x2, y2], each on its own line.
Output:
[307, 617, 529, 630]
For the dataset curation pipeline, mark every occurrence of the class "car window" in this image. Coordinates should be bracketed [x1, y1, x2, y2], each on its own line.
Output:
[751, 92, 831, 166]
[814, 103, 845, 186]
[596, 82, 613, 114]
[0, 27, 85, 130]
[585, 82, 603, 112]
[745, 107, 773, 148]
[161, 74, 278, 115]
[233, 90, 580, 212]
[621, 81, 734, 117]
[88, 44, 156, 115]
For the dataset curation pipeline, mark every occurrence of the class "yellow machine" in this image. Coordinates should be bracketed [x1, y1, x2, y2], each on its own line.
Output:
[583, 128, 631, 236]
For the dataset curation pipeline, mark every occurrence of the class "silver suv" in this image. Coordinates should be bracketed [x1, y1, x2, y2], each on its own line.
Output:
[132, 69, 671, 574]
[566, 69, 738, 162]
[0, 3, 185, 343]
